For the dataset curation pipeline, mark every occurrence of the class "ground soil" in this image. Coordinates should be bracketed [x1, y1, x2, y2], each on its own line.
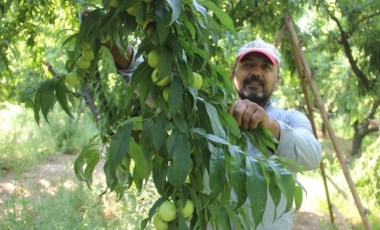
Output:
[0, 154, 341, 229]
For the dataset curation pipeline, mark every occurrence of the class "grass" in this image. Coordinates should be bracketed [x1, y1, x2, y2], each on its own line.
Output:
[0, 102, 96, 174]
[0, 174, 159, 229]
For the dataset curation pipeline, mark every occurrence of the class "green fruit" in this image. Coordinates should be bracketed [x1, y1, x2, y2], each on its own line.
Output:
[147, 50, 159, 68]
[82, 49, 94, 60]
[184, 175, 190, 184]
[142, 18, 155, 30]
[80, 42, 91, 50]
[181, 200, 194, 219]
[65, 71, 81, 87]
[192, 72, 203, 90]
[109, 0, 120, 8]
[77, 57, 91, 69]
[100, 35, 110, 43]
[153, 215, 169, 230]
[126, 4, 137, 16]
[151, 68, 170, 87]
[162, 87, 170, 102]
[157, 201, 177, 222]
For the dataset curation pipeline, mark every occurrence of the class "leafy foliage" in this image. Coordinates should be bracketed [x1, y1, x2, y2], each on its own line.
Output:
[68, 1, 303, 228]
[354, 137, 380, 208]
[3, 0, 379, 228]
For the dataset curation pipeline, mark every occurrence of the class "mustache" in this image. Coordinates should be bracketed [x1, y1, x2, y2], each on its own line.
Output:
[243, 74, 265, 86]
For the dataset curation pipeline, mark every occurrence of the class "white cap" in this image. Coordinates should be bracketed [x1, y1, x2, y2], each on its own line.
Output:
[236, 38, 280, 65]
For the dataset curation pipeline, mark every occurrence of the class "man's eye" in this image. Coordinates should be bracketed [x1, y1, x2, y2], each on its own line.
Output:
[243, 63, 253, 68]
[262, 64, 272, 70]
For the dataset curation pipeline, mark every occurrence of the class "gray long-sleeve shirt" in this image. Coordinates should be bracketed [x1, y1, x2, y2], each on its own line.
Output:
[248, 102, 322, 170]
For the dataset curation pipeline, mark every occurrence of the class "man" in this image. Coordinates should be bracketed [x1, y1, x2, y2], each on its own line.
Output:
[229, 38, 322, 229]
[110, 38, 322, 229]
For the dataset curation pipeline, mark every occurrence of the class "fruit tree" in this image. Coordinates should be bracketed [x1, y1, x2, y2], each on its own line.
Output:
[8, 0, 307, 229]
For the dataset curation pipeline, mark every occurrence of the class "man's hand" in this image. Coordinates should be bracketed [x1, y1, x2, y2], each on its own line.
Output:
[108, 45, 133, 69]
[229, 99, 280, 139]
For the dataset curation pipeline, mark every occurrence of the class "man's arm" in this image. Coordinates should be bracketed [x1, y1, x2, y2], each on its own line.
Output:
[109, 45, 134, 69]
[230, 99, 322, 171]
[275, 110, 322, 171]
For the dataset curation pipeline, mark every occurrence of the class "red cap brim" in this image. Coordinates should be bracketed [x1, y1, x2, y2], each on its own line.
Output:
[237, 49, 279, 65]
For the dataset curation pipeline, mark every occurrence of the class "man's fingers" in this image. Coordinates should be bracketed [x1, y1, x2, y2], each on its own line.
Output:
[232, 102, 246, 127]
[248, 113, 261, 129]
[241, 104, 257, 129]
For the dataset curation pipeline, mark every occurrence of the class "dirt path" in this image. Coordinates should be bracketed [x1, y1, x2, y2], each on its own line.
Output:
[0, 154, 334, 229]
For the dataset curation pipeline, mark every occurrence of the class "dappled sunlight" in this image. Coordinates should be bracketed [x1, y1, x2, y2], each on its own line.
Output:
[0, 182, 31, 198]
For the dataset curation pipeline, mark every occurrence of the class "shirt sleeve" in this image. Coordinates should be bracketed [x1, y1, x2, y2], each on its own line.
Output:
[116, 45, 144, 81]
[276, 111, 322, 171]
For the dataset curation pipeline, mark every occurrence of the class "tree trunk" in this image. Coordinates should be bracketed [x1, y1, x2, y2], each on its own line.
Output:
[350, 100, 380, 157]
[351, 121, 364, 157]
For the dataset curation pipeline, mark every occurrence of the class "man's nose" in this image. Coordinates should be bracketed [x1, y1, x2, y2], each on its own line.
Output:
[250, 67, 261, 77]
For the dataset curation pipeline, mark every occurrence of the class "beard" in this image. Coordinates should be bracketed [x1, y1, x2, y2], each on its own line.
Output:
[237, 75, 273, 104]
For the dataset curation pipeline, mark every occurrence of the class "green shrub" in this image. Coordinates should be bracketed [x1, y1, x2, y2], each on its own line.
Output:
[354, 136, 380, 208]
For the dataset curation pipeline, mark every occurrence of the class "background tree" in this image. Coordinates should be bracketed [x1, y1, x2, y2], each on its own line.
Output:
[305, 1, 380, 157]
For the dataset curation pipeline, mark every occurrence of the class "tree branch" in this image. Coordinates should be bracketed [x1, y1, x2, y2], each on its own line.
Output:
[80, 85, 100, 123]
[323, 3, 373, 90]
[358, 10, 380, 24]
[42, 61, 59, 77]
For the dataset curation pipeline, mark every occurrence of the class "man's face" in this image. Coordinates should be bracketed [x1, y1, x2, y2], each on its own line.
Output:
[232, 52, 280, 106]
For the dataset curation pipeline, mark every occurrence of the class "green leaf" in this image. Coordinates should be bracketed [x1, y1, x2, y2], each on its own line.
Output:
[74, 148, 100, 188]
[152, 111, 167, 150]
[168, 76, 183, 114]
[207, 202, 231, 230]
[173, 112, 188, 133]
[228, 145, 247, 208]
[192, 0, 208, 27]
[156, 1, 171, 44]
[74, 136, 101, 188]
[167, 130, 191, 188]
[202, 1, 235, 32]
[152, 155, 168, 195]
[36, 79, 56, 123]
[166, 0, 182, 25]
[209, 145, 226, 199]
[243, 124, 278, 157]
[108, 122, 133, 163]
[246, 156, 267, 227]
[268, 161, 296, 212]
[219, 109, 241, 138]
[204, 134, 230, 145]
[130, 138, 151, 192]
[268, 174, 281, 220]
[183, 18, 196, 40]
[55, 84, 73, 118]
[128, 62, 153, 107]
[294, 184, 304, 211]
[226, 207, 244, 230]
[204, 101, 226, 139]
[33, 94, 41, 125]
[104, 121, 134, 193]
[157, 46, 173, 81]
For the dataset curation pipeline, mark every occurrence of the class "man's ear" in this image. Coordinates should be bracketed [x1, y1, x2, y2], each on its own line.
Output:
[274, 74, 280, 88]
[230, 61, 237, 80]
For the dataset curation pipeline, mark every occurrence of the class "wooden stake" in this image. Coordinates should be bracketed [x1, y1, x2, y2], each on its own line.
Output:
[284, 13, 371, 230]
[283, 21, 335, 225]
[275, 26, 335, 224]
